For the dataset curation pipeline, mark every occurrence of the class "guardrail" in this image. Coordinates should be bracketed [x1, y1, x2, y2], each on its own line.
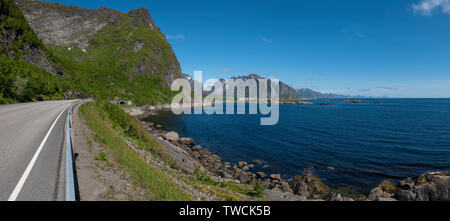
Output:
[65, 103, 76, 201]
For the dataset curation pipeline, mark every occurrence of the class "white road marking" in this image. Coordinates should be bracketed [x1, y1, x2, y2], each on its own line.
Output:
[8, 106, 68, 201]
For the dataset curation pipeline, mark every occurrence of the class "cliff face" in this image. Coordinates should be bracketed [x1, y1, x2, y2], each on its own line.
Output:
[13, 0, 182, 104]
[15, 1, 122, 50]
[0, 0, 60, 75]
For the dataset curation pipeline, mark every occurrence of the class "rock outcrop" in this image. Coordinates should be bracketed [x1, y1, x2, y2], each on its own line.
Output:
[396, 172, 449, 201]
[289, 173, 330, 199]
[369, 172, 450, 201]
[15, 0, 121, 50]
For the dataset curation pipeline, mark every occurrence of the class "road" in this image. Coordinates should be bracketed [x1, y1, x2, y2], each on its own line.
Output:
[0, 100, 75, 201]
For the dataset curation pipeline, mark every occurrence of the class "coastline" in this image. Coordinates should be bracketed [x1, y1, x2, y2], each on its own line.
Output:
[124, 104, 450, 201]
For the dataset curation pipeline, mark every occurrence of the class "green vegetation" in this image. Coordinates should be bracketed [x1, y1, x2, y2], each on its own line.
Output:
[79, 101, 191, 200]
[0, 55, 70, 104]
[332, 186, 365, 199]
[95, 152, 108, 162]
[194, 166, 218, 186]
[0, 0, 44, 53]
[249, 182, 266, 197]
[0, 0, 70, 104]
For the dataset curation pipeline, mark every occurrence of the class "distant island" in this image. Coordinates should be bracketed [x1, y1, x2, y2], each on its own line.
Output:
[296, 88, 389, 99]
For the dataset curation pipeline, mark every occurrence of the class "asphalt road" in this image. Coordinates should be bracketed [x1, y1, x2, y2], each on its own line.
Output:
[0, 100, 75, 201]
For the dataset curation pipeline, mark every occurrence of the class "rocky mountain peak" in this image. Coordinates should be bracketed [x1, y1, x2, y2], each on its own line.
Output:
[127, 7, 158, 30]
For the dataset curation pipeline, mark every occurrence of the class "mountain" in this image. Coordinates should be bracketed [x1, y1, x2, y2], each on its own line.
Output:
[296, 88, 351, 99]
[12, 0, 182, 105]
[197, 73, 299, 99]
[0, 0, 72, 103]
[229, 74, 299, 99]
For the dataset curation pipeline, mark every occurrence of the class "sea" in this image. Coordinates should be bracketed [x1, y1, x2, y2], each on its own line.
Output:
[145, 98, 450, 193]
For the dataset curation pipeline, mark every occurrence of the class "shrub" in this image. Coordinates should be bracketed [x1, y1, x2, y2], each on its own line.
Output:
[95, 152, 108, 162]
[194, 166, 217, 186]
[249, 182, 266, 197]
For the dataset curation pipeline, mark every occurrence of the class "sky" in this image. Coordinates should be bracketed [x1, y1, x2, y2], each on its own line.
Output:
[46, 0, 450, 98]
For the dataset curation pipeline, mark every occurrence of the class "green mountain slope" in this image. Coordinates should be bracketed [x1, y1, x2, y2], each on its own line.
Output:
[15, 0, 182, 105]
[0, 0, 70, 103]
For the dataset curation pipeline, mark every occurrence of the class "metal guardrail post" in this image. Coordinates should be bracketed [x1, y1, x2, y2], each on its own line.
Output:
[65, 103, 76, 201]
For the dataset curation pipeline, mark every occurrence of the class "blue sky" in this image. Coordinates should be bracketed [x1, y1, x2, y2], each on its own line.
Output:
[46, 0, 450, 98]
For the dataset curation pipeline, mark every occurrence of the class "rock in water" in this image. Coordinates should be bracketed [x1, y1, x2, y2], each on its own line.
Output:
[253, 160, 263, 165]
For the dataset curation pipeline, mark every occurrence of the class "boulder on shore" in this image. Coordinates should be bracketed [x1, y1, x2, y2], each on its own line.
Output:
[289, 173, 330, 199]
[238, 161, 248, 168]
[179, 137, 195, 146]
[368, 180, 398, 201]
[395, 172, 450, 201]
[256, 172, 267, 179]
[369, 172, 450, 201]
[164, 131, 179, 143]
[270, 174, 282, 181]
[192, 145, 202, 151]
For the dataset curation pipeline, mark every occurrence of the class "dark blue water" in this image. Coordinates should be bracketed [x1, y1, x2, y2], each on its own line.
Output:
[145, 99, 450, 193]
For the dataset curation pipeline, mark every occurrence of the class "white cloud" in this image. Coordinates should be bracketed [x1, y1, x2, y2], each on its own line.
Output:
[355, 32, 365, 38]
[261, 37, 272, 43]
[412, 0, 450, 15]
[166, 34, 186, 40]
[219, 67, 232, 73]
[377, 86, 398, 91]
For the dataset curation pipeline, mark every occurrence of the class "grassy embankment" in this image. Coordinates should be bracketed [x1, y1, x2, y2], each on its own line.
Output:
[79, 100, 191, 200]
[79, 100, 266, 201]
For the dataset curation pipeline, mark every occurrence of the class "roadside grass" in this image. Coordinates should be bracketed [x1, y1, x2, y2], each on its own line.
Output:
[179, 167, 266, 201]
[79, 101, 192, 200]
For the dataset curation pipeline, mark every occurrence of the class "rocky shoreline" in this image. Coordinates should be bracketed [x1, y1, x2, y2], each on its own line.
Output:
[125, 105, 449, 201]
